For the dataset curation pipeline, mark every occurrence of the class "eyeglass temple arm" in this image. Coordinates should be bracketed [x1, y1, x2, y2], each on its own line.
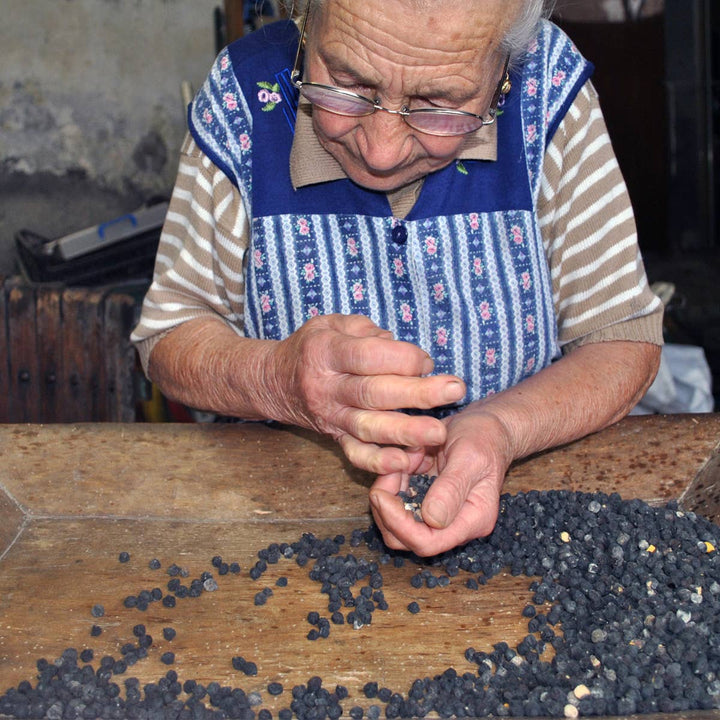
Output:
[290, 2, 312, 84]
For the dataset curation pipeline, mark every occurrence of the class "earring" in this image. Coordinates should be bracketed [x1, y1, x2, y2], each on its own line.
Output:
[501, 73, 512, 96]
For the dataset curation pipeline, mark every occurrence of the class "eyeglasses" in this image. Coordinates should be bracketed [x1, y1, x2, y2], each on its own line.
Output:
[290, 4, 511, 137]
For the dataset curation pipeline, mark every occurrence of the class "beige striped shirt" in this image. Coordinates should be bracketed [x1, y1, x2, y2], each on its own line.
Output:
[132, 80, 663, 374]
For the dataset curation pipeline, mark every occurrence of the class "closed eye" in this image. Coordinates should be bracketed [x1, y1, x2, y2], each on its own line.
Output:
[328, 73, 375, 96]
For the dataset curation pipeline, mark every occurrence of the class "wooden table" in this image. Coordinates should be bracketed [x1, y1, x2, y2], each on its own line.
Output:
[1, 415, 719, 718]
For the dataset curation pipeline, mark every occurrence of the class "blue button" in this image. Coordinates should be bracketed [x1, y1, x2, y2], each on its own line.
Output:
[391, 224, 408, 244]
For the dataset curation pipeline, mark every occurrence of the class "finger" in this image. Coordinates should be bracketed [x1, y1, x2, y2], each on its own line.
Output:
[329, 334, 436, 377]
[415, 482, 501, 553]
[370, 470, 409, 495]
[368, 487, 411, 551]
[418, 438, 504, 537]
[338, 434, 413, 475]
[370, 448, 436, 485]
[445, 483, 500, 540]
[411, 452, 436, 477]
[370, 487, 488, 557]
[337, 408, 448, 449]
[403, 447, 436, 477]
[326, 313, 392, 339]
[369, 488, 450, 556]
[419, 445, 484, 530]
[335, 374, 466, 412]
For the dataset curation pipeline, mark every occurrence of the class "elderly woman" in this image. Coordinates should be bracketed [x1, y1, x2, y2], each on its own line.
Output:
[132, 0, 663, 556]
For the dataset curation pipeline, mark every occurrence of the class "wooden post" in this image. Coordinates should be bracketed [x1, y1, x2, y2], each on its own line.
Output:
[0, 281, 7, 421]
[104, 292, 138, 423]
[6, 278, 40, 422]
[224, 0, 245, 43]
[224, 0, 289, 44]
[36, 284, 64, 422]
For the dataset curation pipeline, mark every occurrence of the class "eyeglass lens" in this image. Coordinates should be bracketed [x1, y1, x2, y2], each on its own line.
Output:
[299, 85, 485, 136]
[300, 85, 376, 117]
[407, 109, 485, 135]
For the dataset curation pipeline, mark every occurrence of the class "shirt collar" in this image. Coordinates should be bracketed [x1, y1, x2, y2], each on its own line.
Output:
[290, 99, 498, 190]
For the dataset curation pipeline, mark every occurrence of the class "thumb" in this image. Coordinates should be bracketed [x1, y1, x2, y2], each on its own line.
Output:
[420, 464, 473, 530]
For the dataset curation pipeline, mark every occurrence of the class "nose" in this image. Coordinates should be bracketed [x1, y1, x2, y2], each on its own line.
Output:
[356, 109, 414, 173]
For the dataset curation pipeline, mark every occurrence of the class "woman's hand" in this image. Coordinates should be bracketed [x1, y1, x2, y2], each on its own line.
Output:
[149, 313, 466, 475]
[368, 409, 511, 556]
[368, 340, 661, 557]
[265, 314, 466, 475]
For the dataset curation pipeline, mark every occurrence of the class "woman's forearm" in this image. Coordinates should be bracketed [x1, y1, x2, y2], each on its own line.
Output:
[147, 316, 279, 419]
[465, 340, 661, 465]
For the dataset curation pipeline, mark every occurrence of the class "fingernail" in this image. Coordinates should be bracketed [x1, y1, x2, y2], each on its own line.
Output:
[423, 499, 450, 528]
[443, 380, 465, 404]
[427, 427, 446, 446]
[421, 356, 434, 375]
[369, 491, 381, 511]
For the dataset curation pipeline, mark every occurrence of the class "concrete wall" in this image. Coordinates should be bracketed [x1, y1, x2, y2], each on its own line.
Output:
[0, 0, 220, 276]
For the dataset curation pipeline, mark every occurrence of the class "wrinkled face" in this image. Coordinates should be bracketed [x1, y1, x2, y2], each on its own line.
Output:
[304, 0, 522, 192]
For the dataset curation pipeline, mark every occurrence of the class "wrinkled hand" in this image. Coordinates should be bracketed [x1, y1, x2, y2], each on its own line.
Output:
[266, 314, 466, 474]
[368, 409, 513, 556]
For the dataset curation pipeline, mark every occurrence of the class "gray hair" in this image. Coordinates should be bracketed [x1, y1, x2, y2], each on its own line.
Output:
[501, 0, 556, 66]
[283, 0, 556, 67]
